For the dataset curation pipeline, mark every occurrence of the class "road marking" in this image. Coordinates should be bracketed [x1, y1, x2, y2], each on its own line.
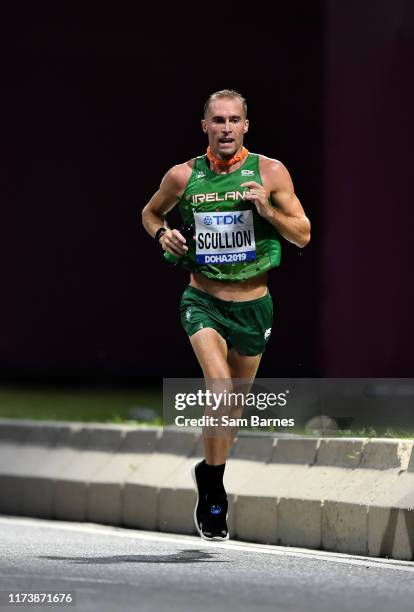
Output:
[1, 515, 414, 573]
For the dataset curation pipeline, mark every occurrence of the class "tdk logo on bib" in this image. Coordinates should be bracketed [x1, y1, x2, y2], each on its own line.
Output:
[203, 214, 245, 226]
[194, 210, 256, 265]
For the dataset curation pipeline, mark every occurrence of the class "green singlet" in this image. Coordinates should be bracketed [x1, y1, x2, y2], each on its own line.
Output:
[177, 153, 282, 282]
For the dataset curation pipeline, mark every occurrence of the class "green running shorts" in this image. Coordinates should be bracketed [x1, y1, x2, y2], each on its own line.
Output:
[180, 285, 274, 356]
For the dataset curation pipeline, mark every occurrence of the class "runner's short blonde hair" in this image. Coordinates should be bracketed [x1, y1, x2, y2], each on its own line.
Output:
[203, 89, 247, 118]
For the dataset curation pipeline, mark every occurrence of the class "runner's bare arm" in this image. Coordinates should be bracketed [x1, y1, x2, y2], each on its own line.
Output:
[241, 158, 311, 248]
[142, 162, 192, 256]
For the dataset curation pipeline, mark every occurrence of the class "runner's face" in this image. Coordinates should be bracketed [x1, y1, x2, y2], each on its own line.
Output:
[201, 98, 249, 159]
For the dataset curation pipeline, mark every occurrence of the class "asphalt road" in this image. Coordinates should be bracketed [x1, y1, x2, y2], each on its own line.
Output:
[1, 516, 414, 612]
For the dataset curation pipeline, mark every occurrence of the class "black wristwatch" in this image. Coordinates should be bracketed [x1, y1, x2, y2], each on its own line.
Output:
[155, 227, 167, 245]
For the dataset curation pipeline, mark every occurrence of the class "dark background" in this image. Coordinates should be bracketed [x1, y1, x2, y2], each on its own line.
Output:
[1, 1, 413, 386]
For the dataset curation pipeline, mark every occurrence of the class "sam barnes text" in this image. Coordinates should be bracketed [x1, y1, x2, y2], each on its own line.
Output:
[175, 416, 295, 427]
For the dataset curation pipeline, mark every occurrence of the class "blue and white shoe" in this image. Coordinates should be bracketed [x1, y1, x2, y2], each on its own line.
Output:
[191, 461, 229, 541]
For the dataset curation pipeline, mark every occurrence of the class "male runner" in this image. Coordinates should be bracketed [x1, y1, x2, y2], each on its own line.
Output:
[142, 89, 310, 541]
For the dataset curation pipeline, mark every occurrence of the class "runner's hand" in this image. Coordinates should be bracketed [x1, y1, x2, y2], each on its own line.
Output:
[160, 228, 188, 257]
[241, 181, 273, 219]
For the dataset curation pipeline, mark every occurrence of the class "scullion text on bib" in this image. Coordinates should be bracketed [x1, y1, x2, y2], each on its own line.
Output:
[194, 210, 256, 265]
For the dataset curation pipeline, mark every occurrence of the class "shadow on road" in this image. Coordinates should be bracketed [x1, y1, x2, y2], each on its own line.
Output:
[40, 549, 230, 564]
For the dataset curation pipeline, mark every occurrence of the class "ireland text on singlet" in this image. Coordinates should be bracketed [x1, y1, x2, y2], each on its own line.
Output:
[177, 153, 281, 281]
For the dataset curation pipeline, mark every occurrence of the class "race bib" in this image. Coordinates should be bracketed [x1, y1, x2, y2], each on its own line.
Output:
[194, 210, 256, 265]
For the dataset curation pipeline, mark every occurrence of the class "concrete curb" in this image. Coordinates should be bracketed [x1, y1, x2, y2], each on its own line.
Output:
[0, 419, 413, 560]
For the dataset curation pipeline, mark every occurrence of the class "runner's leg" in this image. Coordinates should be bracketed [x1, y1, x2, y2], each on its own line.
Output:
[189, 332, 264, 540]
[227, 348, 262, 380]
[226, 348, 262, 437]
[190, 327, 232, 465]
[190, 331, 263, 463]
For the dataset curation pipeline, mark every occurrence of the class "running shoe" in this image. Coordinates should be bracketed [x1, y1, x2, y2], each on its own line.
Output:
[191, 461, 229, 541]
